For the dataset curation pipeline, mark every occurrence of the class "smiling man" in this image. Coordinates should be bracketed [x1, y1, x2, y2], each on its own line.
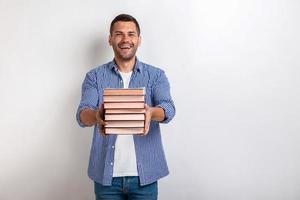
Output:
[76, 14, 176, 200]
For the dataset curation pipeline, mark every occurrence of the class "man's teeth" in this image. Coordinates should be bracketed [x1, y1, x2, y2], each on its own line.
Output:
[120, 46, 131, 49]
[119, 44, 132, 49]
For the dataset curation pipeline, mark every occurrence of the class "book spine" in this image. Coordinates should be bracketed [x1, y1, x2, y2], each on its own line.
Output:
[104, 102, 144, 109]
[105, 108, 146, 114]
[105, 114, 145, 121]
[103, 95, 145, 102]
[105, 127, 144, 134]
[103, 88, 145, 96]
[105, 120, 145, 128]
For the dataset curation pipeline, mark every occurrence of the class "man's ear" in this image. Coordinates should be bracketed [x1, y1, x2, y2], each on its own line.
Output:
[138, 35, 141, 47]
[108, 35, 112, 46]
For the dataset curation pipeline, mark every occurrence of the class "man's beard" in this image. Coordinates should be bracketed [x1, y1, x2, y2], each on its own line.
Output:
[113, 43, 138, 61]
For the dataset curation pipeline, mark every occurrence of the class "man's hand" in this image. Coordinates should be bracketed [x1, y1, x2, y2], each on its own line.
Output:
[142, 104, 166, 136]
[143, 104, 153, 136]
[96, 104, 107, 136]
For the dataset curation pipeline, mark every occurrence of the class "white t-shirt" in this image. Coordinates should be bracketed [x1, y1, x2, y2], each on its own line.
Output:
[113, 70, 138, 177]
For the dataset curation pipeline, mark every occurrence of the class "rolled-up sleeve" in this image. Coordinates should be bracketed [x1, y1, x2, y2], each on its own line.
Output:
[76, 70, 99, 127]
[153, 70, 176, 124]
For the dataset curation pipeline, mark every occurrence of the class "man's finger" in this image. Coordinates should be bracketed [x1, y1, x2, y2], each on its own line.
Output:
[143, 126, 149, 136]
[97, 119, 107, 126]
[101, 125, 107, 137]
[141, 104, 151, 136]
[142, 116, 150, 136]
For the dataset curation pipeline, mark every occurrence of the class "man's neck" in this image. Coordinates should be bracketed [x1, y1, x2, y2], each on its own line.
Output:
[114, 56, 136, 73]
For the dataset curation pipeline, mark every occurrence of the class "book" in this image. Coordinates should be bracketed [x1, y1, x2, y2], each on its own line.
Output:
[105, 114, 145, 121]
[105, 120, 144, 128]
[104, 88, 145, 96]
[105, 127, 144, 134]
[104, 102, 144, 109]
[103, 95, 145, 102]
[105, 108, 146, 114]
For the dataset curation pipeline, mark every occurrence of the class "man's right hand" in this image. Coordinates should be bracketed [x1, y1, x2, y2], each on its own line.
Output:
[95, 104, 107, 136]
[80, 104, 107, 136]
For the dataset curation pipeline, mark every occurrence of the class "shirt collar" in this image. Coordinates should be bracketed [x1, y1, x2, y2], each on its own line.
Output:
[109, 57, 142, 73]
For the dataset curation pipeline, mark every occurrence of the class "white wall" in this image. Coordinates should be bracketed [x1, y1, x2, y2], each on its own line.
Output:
[1, 0, 299, 199]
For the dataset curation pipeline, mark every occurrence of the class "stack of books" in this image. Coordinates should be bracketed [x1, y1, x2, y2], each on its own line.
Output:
[103, 88, 146, 135]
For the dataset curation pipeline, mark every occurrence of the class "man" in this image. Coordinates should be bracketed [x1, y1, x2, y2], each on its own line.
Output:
[76, 14, 176, 200]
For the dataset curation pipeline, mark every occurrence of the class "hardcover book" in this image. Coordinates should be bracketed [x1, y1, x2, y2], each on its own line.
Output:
[103, 88, 145, 96]
[103, 95, 145, 102]
[105, 108, 146, 114]
[105, 120, 145, 128]
[104, 102, 144, 109]
[105, 127, 144, 135]
[105, 114, 145, 121]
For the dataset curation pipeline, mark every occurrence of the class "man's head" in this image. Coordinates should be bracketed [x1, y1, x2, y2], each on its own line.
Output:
[109, 14, 141, 61]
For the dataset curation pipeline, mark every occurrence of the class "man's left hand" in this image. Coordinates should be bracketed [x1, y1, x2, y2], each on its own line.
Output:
[143, 104, 153, 136]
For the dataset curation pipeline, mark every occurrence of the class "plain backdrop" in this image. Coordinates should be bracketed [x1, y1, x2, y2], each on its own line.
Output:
[1, 0, 300, 199]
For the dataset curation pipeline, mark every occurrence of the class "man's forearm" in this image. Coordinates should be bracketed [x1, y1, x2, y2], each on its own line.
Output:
[150, 107, 165, 122]
[80, 109, 97, 126]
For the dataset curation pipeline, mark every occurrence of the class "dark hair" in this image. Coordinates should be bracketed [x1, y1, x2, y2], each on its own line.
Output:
[110, 14, 140, 36]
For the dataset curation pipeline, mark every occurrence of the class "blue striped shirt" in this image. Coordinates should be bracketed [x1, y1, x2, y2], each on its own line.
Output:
[76, 58, 176, 186]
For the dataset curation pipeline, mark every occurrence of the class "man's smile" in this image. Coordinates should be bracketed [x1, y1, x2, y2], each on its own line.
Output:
[118, 43, 133, 50]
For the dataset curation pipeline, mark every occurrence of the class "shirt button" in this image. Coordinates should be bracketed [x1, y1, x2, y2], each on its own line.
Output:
[112, 146, 115, 149]
[110, 162, 113, 165]
[120, 80, 123, 82]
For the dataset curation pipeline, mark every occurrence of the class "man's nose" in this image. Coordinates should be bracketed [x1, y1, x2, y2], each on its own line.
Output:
[122, 34, 130, 42]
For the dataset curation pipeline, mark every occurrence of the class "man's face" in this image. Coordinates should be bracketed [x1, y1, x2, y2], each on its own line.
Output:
[109, 21, 141, 61]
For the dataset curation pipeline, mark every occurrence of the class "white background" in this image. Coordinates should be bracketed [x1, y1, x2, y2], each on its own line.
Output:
[1, 0, 300, 199]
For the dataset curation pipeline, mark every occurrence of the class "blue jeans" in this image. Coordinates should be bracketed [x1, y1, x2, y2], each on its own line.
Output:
[94, 176, 158, 200]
